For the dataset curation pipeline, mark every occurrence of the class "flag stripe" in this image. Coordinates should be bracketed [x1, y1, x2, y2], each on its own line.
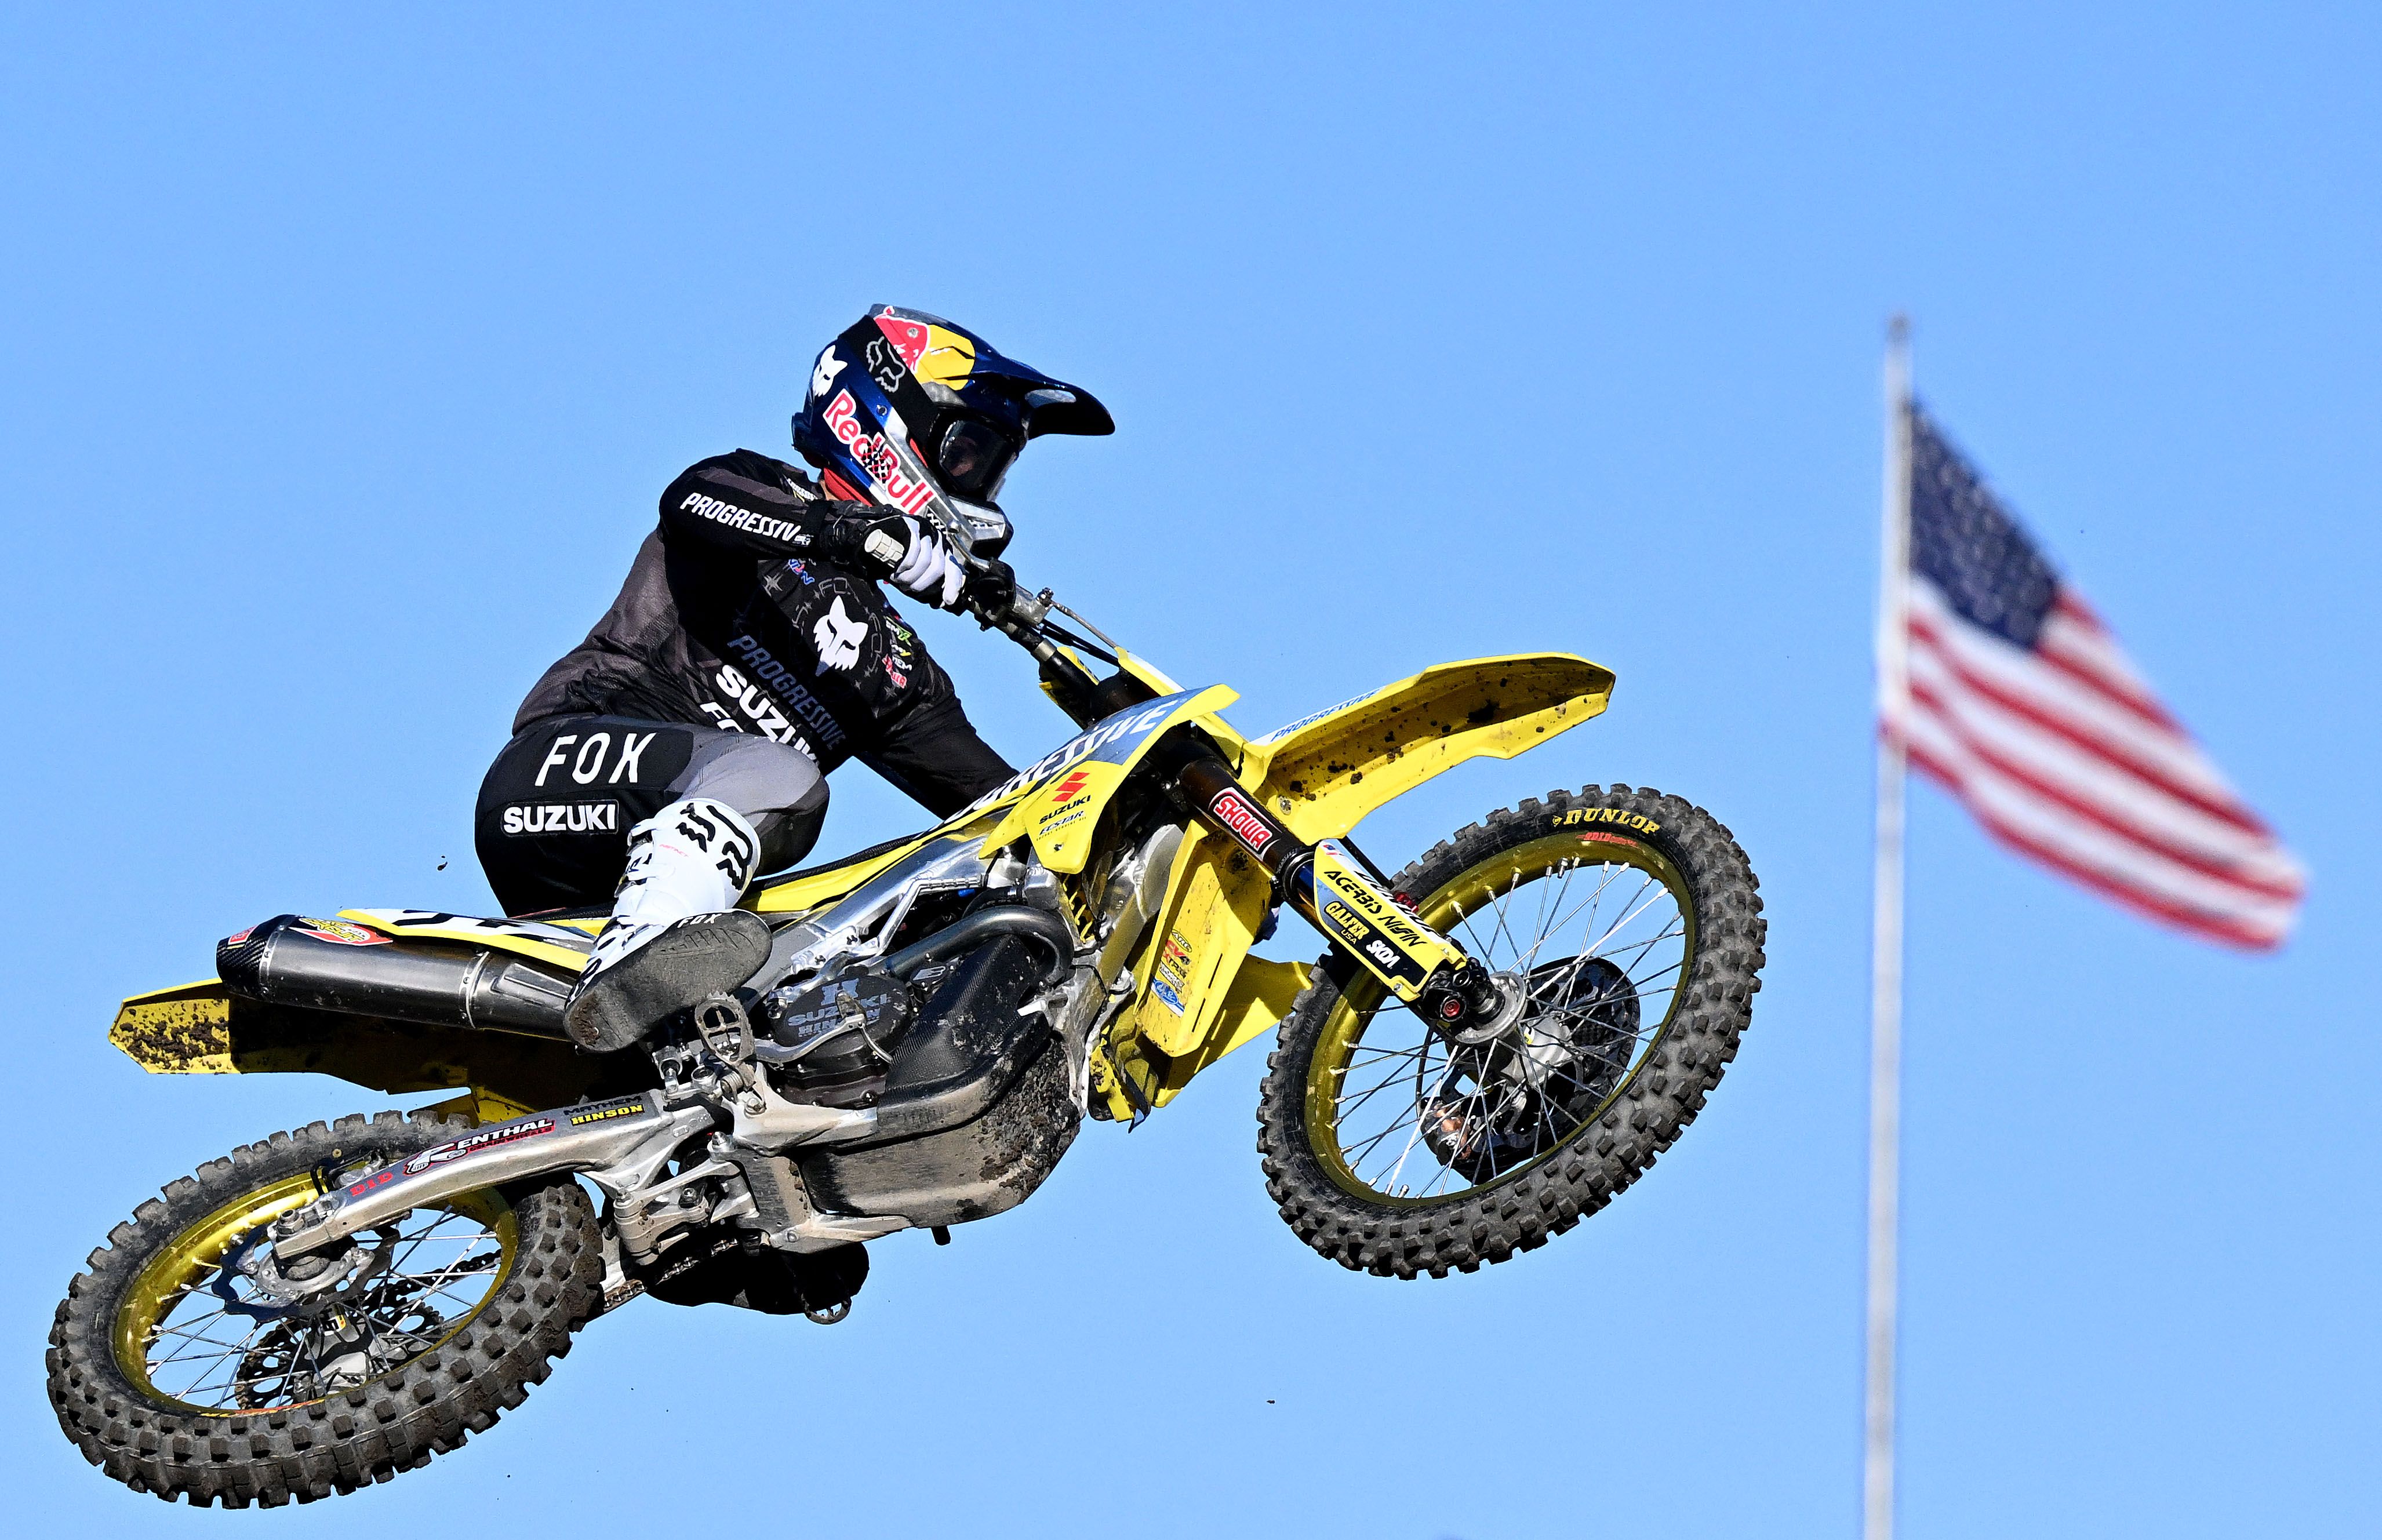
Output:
[1905, 618, 2300, 880]
[1904, 739, 2286, 950]
[2031, 627, 2182, 733]
[1908, 599, 2266, 836]
[2042, 597, 2193, 730]
[1904, 708, 2299, 930]
[1906, 679, 2303, 901]
[1913, 585, 2242, 804]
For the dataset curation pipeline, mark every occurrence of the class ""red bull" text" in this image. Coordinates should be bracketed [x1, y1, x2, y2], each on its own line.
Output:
[822, 389, 935, 516]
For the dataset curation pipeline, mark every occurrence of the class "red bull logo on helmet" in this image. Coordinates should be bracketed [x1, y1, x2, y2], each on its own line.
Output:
[874, 309, 978, 392]
[875, 312, 932, 369]
[821, 389, 936, 516]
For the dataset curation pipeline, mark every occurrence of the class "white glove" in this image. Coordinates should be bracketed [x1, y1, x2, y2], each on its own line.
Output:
[887, 518, 966, 610]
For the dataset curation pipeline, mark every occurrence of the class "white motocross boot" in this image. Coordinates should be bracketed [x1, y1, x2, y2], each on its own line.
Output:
[565, 798, 773, 1053]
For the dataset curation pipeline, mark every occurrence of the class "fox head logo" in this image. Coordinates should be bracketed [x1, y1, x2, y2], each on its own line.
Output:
[813, 597, 868, 673]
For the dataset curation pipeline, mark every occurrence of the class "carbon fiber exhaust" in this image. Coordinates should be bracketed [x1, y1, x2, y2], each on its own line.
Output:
[216, 913, 574, 1038]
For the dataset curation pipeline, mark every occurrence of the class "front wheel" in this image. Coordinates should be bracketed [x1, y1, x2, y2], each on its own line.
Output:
[48, 1111, 602, 1506]
[1257, 785, 1765, 1279]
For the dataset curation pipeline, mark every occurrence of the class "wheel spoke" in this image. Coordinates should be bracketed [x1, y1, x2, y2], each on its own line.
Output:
[137, 1200, 508, 1412]
[1323, 840, 1693, 1202]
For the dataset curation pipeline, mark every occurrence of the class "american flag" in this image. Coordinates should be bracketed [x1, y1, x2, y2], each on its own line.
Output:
[1895, 405, 2305, 949]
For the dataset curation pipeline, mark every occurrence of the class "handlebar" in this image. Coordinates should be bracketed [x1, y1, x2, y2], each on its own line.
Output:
[963, 578, 1104, 727]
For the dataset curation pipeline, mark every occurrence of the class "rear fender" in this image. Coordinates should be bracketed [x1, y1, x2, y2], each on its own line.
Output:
[110, 980, 610, 1126]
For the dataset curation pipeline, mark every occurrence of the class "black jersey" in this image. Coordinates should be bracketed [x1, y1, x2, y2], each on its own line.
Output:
[513, 450, 1009, 814]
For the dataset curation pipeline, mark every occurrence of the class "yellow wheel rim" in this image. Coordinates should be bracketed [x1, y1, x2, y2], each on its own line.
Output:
[114, 1167, 518, 1415]
[1304, 831, 1696, 1206]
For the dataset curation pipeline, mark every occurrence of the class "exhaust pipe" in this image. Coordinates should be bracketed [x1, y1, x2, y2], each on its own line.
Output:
[878, 904, 1075, 984]
[217, 914, 574, 1039]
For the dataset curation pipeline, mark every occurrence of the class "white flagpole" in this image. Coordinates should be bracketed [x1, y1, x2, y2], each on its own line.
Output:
[1864, 315, 1914, 1540]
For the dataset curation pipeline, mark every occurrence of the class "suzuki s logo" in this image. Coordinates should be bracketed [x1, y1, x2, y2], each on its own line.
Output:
[1050, 771, 1092, 805]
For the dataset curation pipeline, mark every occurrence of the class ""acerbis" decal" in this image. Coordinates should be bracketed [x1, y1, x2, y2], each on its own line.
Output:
[1318, 861, 1430, 949]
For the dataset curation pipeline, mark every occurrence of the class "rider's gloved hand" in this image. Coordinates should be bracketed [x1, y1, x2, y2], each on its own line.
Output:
[888, 521, 968, 610]
[963, 556, 1017, 618]
[830, 509, 967, 610]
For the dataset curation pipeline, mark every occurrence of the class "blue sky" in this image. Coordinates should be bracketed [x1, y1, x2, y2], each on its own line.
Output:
[3, 5, 2376, 1535]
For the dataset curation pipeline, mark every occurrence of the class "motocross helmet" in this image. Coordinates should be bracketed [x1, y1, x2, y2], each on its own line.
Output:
[793, 305, 1112, 556]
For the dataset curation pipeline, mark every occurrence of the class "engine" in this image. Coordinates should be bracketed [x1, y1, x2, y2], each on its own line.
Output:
[739, 911, 1083, 1229]
[753, 971, 916, 1107]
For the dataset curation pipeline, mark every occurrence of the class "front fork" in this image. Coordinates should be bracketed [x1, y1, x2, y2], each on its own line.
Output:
[1172, 755, 1505, 1034]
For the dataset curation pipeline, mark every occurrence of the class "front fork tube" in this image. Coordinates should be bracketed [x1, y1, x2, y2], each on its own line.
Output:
[1173, 756, 1504, 1032]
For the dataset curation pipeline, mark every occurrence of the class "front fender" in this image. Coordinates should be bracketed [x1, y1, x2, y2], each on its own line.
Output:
[1092, 654, 1609, 1116]
[1240, 653, 1614, 842]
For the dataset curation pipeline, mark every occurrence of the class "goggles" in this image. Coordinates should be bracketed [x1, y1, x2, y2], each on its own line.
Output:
[933, 416, 1019, 502]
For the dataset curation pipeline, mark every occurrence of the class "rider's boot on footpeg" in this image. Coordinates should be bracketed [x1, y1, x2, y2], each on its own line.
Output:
[565, 797, 771, 1053]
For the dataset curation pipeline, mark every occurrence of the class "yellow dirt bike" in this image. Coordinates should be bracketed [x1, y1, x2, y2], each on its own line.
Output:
[50, 579, 1764, 1507]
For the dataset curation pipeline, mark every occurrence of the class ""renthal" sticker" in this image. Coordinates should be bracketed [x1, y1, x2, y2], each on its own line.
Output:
[402, 1118, 555, 1175]
[1207, 788, 1274, 857]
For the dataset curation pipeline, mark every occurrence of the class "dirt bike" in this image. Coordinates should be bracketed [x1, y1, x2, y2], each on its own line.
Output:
[49, 577, 1765, 1507]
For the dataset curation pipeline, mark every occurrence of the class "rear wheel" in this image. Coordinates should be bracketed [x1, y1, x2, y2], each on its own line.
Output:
[1257, 785, 1764, 1278]
[47, 1111, 602, 1506]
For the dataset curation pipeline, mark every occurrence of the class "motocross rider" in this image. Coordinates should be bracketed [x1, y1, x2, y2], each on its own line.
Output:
[474, 305, 1112, 1053]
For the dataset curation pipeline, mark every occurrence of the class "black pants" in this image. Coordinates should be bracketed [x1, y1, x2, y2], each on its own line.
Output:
[475, 700, 1011, 917]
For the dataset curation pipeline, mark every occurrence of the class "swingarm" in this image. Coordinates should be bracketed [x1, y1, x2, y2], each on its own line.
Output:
[265, 1098, 712, 1266]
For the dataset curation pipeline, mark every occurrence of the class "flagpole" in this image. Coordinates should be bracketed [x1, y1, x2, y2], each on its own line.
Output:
[1864, 315, 1913, 1540]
